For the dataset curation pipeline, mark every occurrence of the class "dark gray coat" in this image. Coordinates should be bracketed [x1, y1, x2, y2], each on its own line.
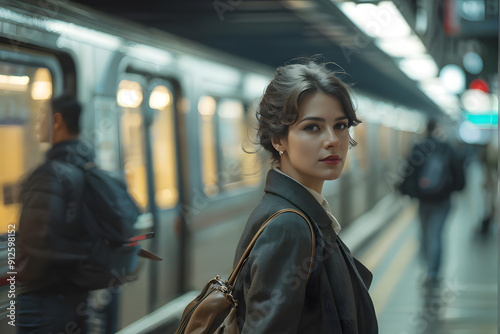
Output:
[233, 170, 378, 333]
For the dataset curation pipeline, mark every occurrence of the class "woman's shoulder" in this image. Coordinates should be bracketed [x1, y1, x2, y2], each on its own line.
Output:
[248, 202, 312, 245]
[258, 210, 312, 245]
[247, 194, 308, 229]
[244, 208, 314, 274]
[234, 196, 311, 261]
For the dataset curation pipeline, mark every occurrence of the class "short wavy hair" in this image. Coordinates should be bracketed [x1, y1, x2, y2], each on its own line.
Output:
[256, 60, 361, 164]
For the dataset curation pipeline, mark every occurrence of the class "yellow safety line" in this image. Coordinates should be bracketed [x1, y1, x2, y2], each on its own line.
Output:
[360, 203, 417, 272]
[370, 236, 419, 315]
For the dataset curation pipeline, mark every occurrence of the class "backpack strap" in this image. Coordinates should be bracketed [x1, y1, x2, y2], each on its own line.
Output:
[227, 209, 315, 287]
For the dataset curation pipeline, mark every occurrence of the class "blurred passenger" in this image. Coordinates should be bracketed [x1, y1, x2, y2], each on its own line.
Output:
[398, 119, 465, 285]
[16, 94, 91, 333]
[477, 141, 497, 237]
[232, 61, 378, 333]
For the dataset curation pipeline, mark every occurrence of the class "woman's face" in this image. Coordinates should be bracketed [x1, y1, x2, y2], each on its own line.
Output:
[275, 92, 350, 193]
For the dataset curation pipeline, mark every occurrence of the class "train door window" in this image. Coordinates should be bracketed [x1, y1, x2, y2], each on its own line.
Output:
[149, 84, 178, 209]
[378, 125, 391, 160]
[198, 96, 261, 196]
[117, 78, 148, 209]
[241, 102, 262, 186]
[198, 96, 218, 195]
[352, 124, 369, 171]
[217, 99, 261, 190]
[0, 62, 55, 234]
[399, 130, 413, 157]
[217, 99, 246, 190]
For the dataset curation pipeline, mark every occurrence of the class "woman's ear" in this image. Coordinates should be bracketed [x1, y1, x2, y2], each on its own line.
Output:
[271, 136, 285, 154]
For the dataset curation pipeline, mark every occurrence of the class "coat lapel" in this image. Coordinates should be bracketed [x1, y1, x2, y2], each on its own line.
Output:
[264, 169, 335, 230]
[336, 238, 373, 290]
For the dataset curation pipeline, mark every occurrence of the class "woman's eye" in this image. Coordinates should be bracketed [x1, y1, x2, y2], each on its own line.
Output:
[304, 124, 320, 132]
[335, 123, 348, 130]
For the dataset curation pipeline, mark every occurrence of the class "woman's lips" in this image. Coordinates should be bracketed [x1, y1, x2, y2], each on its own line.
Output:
[320, 155, 341, 165]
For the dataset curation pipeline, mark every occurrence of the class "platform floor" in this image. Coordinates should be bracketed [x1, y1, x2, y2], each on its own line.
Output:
[354, 161, 498, 334]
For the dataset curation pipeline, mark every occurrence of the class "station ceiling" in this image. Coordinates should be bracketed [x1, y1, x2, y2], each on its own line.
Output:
[69, 0, 498, 117]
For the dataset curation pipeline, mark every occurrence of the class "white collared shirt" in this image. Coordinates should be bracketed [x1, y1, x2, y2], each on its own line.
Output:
[273, 167, 342, 234]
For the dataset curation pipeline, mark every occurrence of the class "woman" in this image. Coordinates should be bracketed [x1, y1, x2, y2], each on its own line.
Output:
[232, 61, 378, 333]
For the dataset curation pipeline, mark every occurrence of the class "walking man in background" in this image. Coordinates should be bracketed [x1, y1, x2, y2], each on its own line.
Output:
[398, 119, 466, 285]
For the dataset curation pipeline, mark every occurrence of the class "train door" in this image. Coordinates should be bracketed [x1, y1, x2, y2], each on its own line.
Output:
[0, 48, 62, 332]
[116, 74, 182, 325]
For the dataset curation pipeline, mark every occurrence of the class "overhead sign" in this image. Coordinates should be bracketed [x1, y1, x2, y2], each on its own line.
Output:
[466, 112, 498, 127]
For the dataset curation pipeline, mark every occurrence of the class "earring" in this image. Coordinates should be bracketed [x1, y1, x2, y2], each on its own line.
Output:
[279, 151, 283, 156]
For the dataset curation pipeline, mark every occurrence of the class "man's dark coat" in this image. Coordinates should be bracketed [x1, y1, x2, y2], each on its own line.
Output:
[233, 169, 378, 333]
[17, 140, 93, 293]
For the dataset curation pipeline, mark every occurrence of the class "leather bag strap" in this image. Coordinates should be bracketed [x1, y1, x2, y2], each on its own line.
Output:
[227, 209, 315, 286]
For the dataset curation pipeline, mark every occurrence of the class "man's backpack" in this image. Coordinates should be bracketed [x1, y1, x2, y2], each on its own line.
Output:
[67, 160, 151, 290]
[415, 143, 452, 197]
[398, 140, 456, 199]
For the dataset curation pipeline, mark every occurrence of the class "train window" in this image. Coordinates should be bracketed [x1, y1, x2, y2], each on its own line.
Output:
[198, 96, 218, 195]
[217, 99, 246, 190]
[217, 99, 261, 189]
[378, 125, 391, 160]
[149, 85, 178, 209]
[352, 124, 369, 171]
[118, 79, 148, 209]
[198, 96, 261, 196]
[0, 63, 54, 233]
[399, 130, 413, 157]
[241, 103, 262, 186]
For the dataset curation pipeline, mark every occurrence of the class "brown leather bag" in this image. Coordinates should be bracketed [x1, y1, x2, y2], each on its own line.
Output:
[175, 209, 315, 334]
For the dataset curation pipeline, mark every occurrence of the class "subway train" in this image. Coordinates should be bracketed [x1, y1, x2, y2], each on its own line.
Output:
[0, 1, 429, 331]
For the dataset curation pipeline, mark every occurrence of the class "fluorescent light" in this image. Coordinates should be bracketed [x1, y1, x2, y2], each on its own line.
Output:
[0, 74, 29, 85]
[128, 44, 173, 65]
[418, 79, 447, 99]
[337, 1, 411, 38]
[418, 78, 460, 112]
[434, 95, 460, 110]
[47, 21, 121, 51]
[439, 64, 466, 94]
[376, 1, 412, 38]
[0, 74, 29, 92]
[0, 7, 121, 50]
[375, 35, 426, 57]
[399, 55, 438, 80]
[461, 89, 490, 113]
[337, 3, 378, 38]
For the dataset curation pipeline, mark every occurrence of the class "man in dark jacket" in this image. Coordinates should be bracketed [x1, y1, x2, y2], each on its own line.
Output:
[16, 94, 92, 333]
[399, 119, 465, 285]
